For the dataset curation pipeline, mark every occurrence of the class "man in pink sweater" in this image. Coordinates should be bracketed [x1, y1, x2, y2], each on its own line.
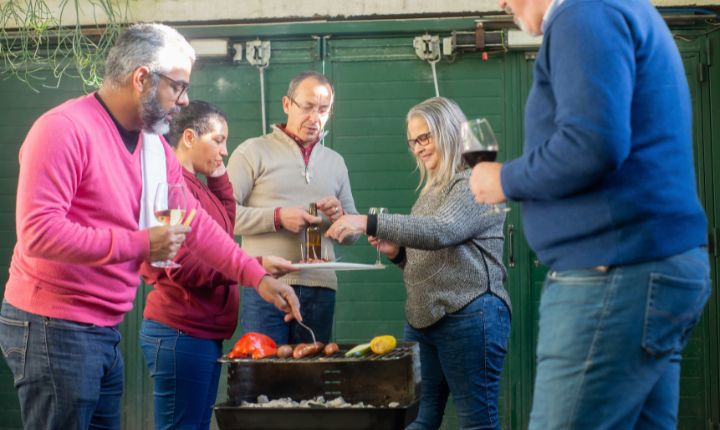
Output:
[0, 23, 301, 430]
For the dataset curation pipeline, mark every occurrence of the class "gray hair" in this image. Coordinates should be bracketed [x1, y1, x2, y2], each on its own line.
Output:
[103, 23, 196, 87]
[287, 71, 334, 100]
[406, 97, 467, 194]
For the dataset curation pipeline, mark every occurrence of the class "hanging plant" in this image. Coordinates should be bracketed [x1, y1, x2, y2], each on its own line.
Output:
[0, 0, 128, 91]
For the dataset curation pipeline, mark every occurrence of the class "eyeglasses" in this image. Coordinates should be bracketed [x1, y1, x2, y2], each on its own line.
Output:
[289, 97, 332, 116]
[153, 72, 190, 103]
[407, 132, 432, 149]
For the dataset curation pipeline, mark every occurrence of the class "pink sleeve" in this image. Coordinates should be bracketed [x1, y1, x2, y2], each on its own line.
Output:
[164, 146, 267, 288]
[16, 112, 148, 265]
[163, 174, 237, 289]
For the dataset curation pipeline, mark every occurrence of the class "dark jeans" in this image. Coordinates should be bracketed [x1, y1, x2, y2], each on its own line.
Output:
[0, 301, 123, 430]
[529, 247, 711, 430]
[139, 319, 222, 430]
[405, 293, 511, 430]
[241, 285, 335, 344]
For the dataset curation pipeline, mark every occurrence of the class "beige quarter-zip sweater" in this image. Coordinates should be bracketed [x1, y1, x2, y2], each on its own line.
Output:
[227, 125, 358, 290]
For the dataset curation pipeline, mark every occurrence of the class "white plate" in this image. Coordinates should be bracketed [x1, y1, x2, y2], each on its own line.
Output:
[291, 262, 386, 271]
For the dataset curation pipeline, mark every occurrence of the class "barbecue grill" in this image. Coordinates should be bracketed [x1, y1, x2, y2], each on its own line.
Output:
[214, 342, 421, 430]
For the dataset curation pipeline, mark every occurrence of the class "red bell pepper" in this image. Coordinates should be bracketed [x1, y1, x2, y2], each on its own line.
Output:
[228, 332, 278, 359]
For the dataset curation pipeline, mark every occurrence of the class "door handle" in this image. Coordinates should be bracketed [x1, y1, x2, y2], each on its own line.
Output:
[507, 224, 515, 268]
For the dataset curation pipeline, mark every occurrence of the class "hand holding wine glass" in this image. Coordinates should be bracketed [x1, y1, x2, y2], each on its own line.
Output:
[152, 182, 187, 268]
[367, 207, 388, 265]
[461, 118, 510, 214]
[368, 236, 400, 261]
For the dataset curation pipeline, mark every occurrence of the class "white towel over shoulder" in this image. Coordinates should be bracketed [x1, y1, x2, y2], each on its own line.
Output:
[139, 132, 167, 229]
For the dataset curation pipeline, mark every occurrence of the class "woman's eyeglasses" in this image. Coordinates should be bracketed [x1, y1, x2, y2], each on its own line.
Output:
[407, 132, 432, 149]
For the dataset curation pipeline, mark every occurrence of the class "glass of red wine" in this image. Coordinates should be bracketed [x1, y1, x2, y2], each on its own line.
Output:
[367, 207, 388, 266]
[461, 118, 510, 214]
[151, 182, 187, 268]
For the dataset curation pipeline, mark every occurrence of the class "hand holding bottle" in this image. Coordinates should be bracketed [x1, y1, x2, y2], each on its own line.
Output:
[304, 203, 322, 260]
[315, 196, 343, 222]
[279, 206, 322, 233]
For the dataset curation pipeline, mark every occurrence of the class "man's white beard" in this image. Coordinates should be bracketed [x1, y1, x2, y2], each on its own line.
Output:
[139, 83, 174, 135]
[144, 118, 170, 135]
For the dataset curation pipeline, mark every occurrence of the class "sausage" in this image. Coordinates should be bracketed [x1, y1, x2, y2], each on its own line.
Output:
[293, 342, 324, 359]
[277, 344, 293, 359]
[291, 343, 306, 359]
[323, 342, 339, 357]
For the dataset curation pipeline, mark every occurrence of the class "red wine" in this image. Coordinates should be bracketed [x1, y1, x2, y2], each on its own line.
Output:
[463, 150, 497, 166]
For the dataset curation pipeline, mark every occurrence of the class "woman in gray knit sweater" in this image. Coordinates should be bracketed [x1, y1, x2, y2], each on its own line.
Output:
[327, 97, 511, 430]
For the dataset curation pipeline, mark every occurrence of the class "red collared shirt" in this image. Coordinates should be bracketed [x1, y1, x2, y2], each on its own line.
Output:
[278, 123, 317, 167]
[274, 124, 320, 230]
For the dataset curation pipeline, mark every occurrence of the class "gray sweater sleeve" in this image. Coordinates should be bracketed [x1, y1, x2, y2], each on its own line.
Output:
[375, 174, 504, 250]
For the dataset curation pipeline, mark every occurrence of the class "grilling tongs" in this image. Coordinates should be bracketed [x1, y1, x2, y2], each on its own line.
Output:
[297, 320, 317, 345]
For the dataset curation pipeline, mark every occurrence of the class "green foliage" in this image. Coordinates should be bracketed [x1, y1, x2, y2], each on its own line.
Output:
[0, 0, 127, 91]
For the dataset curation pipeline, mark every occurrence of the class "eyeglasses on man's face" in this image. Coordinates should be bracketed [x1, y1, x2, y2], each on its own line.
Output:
[407, 132, 432, 149]
[153, 72, 190, 103]
[289, 96, 332, 116]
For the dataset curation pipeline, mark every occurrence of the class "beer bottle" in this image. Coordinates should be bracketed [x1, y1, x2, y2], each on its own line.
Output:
[305, 203, 322, 260]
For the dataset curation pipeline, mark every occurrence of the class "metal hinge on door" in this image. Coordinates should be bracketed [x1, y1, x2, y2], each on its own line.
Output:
[698, 38, 711, 82]
[704, 37, 712, 67]
[507, 224, 515, 268]
[708, 227, 718, 258]
[246, 40, 271, 68]
[311, 35, 330, 61]
[413, 34, 442, 96]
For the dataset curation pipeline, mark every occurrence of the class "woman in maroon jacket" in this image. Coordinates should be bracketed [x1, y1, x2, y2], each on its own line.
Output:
[139, 100, 296, 429]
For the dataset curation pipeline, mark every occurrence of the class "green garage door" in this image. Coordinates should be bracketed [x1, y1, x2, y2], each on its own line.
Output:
[0, 17, 717, 430]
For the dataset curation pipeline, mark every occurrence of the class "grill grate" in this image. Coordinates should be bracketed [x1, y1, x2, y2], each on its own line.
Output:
[219, 345, 415, 363]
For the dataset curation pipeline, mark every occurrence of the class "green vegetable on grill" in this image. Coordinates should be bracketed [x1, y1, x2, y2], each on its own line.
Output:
[344, 342, 372, 357]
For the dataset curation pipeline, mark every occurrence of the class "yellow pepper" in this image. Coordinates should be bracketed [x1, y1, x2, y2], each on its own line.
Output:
[370, 335, 397, 355]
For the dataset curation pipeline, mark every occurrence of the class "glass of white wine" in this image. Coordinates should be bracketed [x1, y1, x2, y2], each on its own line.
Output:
[368, 207, 388, 266]
[461, 118, 511, 214]
[152, 182, 187, 268]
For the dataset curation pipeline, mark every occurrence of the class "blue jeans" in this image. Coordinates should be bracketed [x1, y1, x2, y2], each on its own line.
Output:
[241, 285, 335, 344]
[0, 301, 123, 430]
[405, 293, 511, 430]
[529, 247, 711, 430]
[139, 319, 222, 430]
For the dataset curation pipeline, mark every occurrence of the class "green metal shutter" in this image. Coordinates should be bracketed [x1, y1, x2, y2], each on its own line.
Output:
[676, 27, 720, 430]
[0, 19, 717, 430]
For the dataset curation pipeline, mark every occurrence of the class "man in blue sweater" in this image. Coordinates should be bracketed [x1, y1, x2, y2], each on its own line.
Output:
[470, 0, 711, 429]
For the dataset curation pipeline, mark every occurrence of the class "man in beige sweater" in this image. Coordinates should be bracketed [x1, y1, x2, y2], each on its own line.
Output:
[227, 71, 358, 344]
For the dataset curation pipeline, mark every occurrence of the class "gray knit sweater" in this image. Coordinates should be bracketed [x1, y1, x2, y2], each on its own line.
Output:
[376, 169, 510, 328]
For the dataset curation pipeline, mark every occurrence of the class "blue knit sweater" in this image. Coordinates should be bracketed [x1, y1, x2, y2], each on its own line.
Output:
[501, 0, 707, 271]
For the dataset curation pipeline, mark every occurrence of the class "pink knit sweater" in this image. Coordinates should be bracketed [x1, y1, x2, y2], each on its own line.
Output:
[4, 94, 267, 326]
